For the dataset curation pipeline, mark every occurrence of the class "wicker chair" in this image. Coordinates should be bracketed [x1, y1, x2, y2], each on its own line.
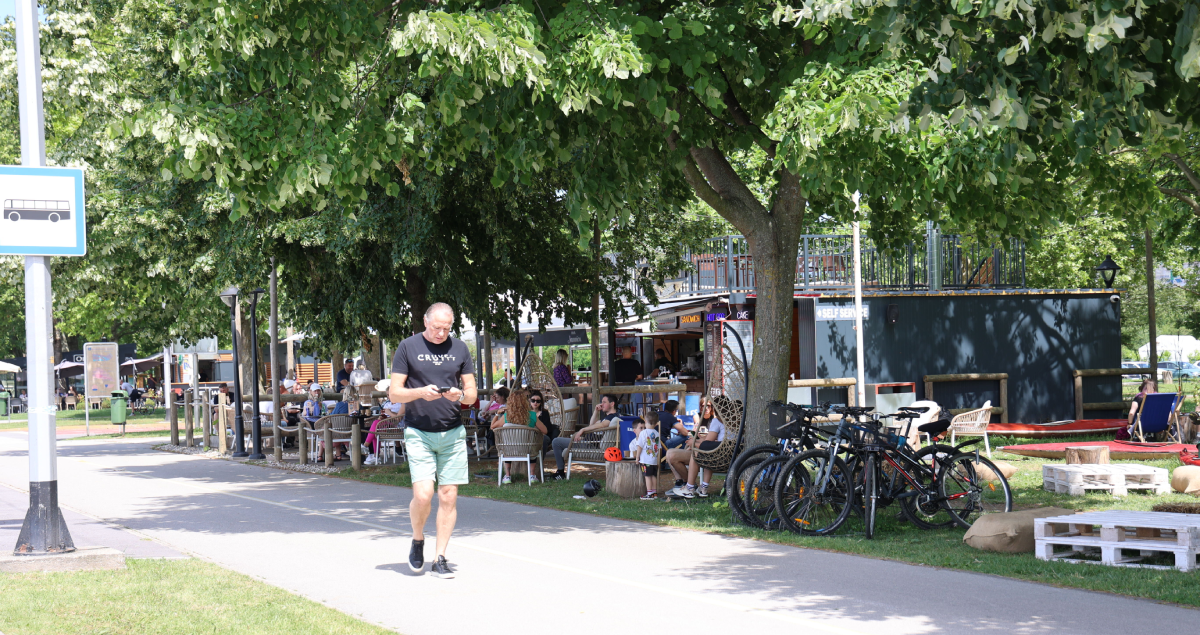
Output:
[693, 396, 742, 474]
[372, 416, 406, 464]
[948, 400, 993, 457]
[495, 425, 544, 485]
[546, 398, 579, 436]
[306, 414, 353, 461]
[564, 425, 620, 479]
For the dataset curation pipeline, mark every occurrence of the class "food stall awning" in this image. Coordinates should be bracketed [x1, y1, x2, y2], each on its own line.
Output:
[121, 353, 164, 372]
[490, 328, 590, 348]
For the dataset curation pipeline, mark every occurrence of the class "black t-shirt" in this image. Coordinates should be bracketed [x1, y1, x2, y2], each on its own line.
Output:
[391, 333, 475, 432]
[653, 357, 674, 372]
[336, 369, 352, 387]
[613, 358, 643, 383]
[657, 410, 680, 440]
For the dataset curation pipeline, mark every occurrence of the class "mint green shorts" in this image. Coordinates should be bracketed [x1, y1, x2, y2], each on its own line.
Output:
[405, 426, 468, 485]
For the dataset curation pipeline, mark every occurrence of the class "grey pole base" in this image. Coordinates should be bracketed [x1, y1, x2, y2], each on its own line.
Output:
[14, 480, 75, 555]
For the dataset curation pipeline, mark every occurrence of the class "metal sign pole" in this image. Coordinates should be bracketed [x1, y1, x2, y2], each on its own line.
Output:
[852, 192, 866, 407]
[14, 0, 74, 555]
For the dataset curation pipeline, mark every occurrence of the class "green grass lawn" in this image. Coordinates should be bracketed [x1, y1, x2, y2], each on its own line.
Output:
[0, 558, 394, 635]
[0, 408, 167, 431]
[334, 437, 1200, 607]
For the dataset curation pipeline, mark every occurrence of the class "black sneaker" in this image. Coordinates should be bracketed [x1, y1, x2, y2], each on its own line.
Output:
[553, 471, 566, 481]
[430, 555, 454, 579]
[408, 539, 425, 573]
[674, 479, 686, 488]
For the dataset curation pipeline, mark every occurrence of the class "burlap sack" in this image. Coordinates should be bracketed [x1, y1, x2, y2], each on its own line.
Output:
[1171, 465, 1200, 496]
[973, 460, 1018, 482]
[963, 507, 1074, 554]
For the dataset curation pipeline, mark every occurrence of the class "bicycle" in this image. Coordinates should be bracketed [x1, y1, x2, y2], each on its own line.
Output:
[775, 408, 1012, 536]
[726, 402, 828, 529]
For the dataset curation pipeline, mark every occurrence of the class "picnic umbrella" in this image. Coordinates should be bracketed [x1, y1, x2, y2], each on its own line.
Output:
[120, 353, 164, 373]
[0, 360, 20, 373]
[53, 360, 84, 378]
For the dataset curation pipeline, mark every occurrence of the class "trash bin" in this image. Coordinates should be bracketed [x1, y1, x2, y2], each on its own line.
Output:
[0, 390, 8, 417]
[110, 390, 128, 425]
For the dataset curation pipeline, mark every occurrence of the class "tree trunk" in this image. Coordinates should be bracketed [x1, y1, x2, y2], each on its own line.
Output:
[406, 268, 429, 335]
[364, 333, 383, 381]
[671, 139, 806, 448]
[740, 217, 805, 447]
[1065, 445, 1110, 465]
[235, 302, 257, 396]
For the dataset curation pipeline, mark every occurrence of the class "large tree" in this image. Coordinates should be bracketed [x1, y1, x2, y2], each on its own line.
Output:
[143, 1, 1078, 442]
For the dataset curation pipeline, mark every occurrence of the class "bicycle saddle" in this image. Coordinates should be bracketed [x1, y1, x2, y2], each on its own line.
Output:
[899, 406, 930, 414]
[917, 419, 951, 435]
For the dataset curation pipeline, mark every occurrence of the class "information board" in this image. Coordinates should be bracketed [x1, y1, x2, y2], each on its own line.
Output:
[0, 166, 86, 256]
[83, 342, 119, 399]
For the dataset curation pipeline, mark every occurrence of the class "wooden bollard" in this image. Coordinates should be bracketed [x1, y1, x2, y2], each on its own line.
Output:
[169, 394, 179, 446]
[298, 422, 308, 465]
[217, 394, 228, 455]
[272, 418, 282, 463]
[183, 390, 194, 448]
[324, 423, 333, 468]
[351, 423, 362, 470]
[202, 400, 211, 450]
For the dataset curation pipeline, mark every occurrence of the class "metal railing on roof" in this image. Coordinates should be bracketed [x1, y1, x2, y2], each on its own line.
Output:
[621, 233, 1026, 299]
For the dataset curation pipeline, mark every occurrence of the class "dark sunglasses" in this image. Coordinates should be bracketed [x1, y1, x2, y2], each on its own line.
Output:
[530, 399, 543, 404]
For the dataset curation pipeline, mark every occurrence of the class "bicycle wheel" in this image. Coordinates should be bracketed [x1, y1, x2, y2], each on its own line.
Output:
[744, 455, 790, 530]
[900, 445, 960, 529]
[774, 450, 854, 535]
[726, 444, 780, 527]
[863, 453, 877, 539]
[939, 453, 1013, 528]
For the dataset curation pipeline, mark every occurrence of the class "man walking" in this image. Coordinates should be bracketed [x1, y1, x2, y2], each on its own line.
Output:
[389, 303, 476, 578]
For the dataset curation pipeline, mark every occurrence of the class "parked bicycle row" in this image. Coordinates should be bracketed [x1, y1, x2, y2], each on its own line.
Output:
[724, 402, 1012, 538]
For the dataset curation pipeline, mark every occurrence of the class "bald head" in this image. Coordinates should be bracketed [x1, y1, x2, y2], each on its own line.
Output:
[422, 302, 455, 344]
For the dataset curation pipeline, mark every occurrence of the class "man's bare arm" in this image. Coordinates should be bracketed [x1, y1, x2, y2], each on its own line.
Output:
[389, 372, 441, 403]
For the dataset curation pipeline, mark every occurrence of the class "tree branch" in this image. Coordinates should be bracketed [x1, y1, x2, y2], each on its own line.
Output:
[1160, 187, 1200, 216]
[1164, 153, 1200, 198]
[717, 66, 778, 159]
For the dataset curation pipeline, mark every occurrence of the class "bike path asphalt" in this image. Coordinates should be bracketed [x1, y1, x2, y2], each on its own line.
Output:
[0, 432, 1193, 634]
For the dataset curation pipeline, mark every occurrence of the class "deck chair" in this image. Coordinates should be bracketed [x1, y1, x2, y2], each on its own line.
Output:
[949, 400, 993, 457]
[1133, 393, 1178, 442]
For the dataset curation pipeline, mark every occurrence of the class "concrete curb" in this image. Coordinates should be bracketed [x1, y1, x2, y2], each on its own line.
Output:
[0, 546, 126, 573]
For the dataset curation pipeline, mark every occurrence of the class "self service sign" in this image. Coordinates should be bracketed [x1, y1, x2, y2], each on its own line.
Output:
[0, 166, 86, 256]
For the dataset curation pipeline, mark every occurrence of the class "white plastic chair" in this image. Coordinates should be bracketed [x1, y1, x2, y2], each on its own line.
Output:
[949, 400, 993, 457]
[907, 400, 942, 447]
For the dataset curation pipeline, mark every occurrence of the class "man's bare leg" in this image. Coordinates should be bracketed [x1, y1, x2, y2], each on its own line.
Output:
[435, 484, 458, 557]
[410, 480, 435, 541]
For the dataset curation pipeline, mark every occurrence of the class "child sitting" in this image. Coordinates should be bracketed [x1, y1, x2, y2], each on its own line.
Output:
[628, 417, 662, 500]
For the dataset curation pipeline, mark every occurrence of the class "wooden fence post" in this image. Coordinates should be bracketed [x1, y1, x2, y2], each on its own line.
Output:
[183, 390, 194, 447]
[1073, 371, 1084, 422]
[217, 393, 228, 455]
[169, 393, 179, 446]
[202, 397, 211, 451]
[351, 424, 362, 470]
[324, 423, 333, 468]
[999, 377, 1008, 424]
[298, 420, 308, 465]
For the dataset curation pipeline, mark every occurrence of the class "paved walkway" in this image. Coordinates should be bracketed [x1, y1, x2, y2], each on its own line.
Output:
[0, 432, 1193, 634]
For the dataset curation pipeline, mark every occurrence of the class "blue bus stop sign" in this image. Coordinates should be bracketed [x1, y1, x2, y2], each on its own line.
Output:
[0, 166, 86, 256]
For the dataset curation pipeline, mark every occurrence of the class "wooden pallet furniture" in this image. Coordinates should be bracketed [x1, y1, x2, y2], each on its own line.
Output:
[1035, 511, 1200, 571]
[1042, 464, 1170, 497]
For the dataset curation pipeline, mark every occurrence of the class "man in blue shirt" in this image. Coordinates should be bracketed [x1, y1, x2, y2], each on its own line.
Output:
[657, 400, 690, 450]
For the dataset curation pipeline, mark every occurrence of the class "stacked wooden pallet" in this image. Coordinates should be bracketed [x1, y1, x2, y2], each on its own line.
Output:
[1035, 511, 1200, 571]
[1042, 464, 1169, 497]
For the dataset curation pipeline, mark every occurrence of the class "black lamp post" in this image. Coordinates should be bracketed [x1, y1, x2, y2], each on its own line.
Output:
[1096, 255, 1121, 289]
[246, 287, 267, 460]
[219, 286, 247, 457]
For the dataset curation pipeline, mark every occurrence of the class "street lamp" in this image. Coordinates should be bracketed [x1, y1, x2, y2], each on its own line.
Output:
[219, 286, 247, 457]
[1095, 255, 1121, 289]
[246, 287, 267, 460]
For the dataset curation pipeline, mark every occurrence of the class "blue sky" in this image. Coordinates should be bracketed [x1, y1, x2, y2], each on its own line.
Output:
[0, 1, 14, 21]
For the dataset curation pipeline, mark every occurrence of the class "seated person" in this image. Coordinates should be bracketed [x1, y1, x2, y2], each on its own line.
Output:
[1121, 378, 1157, 440]
[666, 398, 726, 498]
[549, 394, 622, 480]
[528, 388, 559, 454]
[487, 387, 509, 413]
[365, 401, 404, 465]
[657, 400, 691, 451]
[628, 417, 661, 500]
[301, 385, 323, 426]
[490, 389, 547, 484]
[211, 383, 231, 405]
